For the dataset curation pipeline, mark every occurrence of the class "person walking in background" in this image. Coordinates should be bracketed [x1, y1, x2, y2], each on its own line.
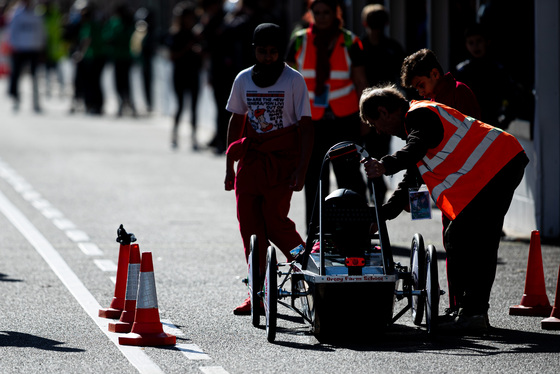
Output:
[360, 3, 405, 205]
[163, 1, 203, 150]
[225, 23, 313, 315]
[359, 85, 528, 333]
[104, 3, 136, 117]
[453, 23, 521, 130]
[131, 7, 156, 113]
[286, 0, 368, 228]
[8, 0, 46, 112]
[41, 0, 67, 98]
[75, 3, 106, 115]
[401, 48, 481, 119]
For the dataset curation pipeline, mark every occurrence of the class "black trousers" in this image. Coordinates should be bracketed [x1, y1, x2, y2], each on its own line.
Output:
[442, 151, 529, 316]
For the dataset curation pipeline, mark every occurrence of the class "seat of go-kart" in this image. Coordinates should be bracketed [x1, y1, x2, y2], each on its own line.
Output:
[321, 188, 376, 258]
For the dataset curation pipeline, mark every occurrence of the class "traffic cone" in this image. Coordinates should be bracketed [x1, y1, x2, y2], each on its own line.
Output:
[109, 243, 141, 333]
[509, 230, 553, 317]
[541, 265, 560, 330]
[99, 225, 137, 319]
[118, 252, 176, 346]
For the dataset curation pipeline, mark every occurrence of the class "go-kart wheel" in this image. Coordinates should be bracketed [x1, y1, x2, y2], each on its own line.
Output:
[425, 245, 440, 335]
[264, 246, 277, 342]
[410, 233, 426, 325]
[248, 235, 260, 327]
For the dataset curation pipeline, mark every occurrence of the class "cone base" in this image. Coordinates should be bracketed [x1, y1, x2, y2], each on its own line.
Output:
[541, 317, 560, 330]
[509, 304, 552, 317]
[108, 321, 133, 333]
[118, 332, 176, 346]
[99, 307, 123, 319]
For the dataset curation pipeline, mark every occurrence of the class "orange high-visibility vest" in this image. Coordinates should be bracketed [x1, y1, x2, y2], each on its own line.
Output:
[408, 100, 524, 220]
[293, 27, 360, 120]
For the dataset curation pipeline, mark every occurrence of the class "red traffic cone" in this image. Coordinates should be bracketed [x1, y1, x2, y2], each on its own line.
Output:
[118, 252, 176, 346]
[541, 265, 560, 330]
[99, 225, 137, 319]
[509, 230, 553, 317]
[109, 244, 141, 333]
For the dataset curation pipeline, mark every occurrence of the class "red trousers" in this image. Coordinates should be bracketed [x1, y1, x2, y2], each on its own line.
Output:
[235, 154, 304, 274]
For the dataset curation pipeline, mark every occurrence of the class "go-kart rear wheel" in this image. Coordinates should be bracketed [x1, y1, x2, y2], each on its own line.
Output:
[264, 246, 277, 342]
[249, 235, 260, 327]
[410, 233, 426, 325]
[425, 245, 440, 335]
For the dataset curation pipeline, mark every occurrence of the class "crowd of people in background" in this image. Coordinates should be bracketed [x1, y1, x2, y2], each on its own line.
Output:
[0, 0, 530, 155]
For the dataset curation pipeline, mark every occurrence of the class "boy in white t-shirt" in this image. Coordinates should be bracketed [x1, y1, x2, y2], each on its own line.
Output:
[225, 23, 314, 315]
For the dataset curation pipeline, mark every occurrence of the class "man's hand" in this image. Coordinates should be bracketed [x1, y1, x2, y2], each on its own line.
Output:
[361, 158, 386, 179]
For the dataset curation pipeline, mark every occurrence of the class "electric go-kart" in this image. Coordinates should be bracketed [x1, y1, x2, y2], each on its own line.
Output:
[246, 141, 441, 342]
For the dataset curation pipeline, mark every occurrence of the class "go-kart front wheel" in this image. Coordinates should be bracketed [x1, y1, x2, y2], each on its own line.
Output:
[410, 233, 426, 325]
[264, 246, 278, 342]
[425, 244, 440, 335]
[248, 235, 261, 327]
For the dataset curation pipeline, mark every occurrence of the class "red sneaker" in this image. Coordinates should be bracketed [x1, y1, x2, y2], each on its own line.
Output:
[233, 297, 252, 315]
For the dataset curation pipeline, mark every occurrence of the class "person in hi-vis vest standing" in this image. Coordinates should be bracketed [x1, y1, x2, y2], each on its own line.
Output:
[360, 85, 528, 334]
[286, 0, 368, 229]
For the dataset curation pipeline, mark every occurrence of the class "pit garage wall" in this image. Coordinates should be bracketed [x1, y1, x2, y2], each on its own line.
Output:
[527, 0, 560, 239]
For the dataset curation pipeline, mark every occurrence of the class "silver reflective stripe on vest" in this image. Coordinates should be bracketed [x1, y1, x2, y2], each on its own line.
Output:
[419, 105, 503, 202]
[125, 263, 141, 300]
[309, 83, 355, 100]
[137, 271, 158, 309]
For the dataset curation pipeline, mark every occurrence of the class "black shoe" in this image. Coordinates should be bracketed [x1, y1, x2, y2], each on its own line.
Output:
[438, 309, 489, 335]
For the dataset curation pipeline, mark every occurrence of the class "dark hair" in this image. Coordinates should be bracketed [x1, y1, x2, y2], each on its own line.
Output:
[400, 48, 443, 88]
[464, 22, 489, 39]
[359, 85, 408, 125]
[362, 4, 389, 30]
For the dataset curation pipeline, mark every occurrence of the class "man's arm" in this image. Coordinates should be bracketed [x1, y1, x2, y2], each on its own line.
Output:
[290, 116, 313, 191]
[224, 113, 246, 191]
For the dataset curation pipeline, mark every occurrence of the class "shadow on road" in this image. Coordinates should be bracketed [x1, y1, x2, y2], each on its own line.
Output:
[0, 331, 85, 352]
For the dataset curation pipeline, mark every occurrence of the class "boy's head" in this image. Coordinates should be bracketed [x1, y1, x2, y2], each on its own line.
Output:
[252, 23, 283, 64]
[361, 4, 389, 31]
[464, 23, 490, 59]
[400, 48, 444, 99]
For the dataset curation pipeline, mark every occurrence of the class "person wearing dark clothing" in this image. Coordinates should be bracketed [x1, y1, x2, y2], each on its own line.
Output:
[104, 4, 136, 117]
[454, 23, 520, 130]
[360, 4, 405, 204]
[360, 85, 528, 334]
[401, 48, 481, 119]
[164, 2, 203, 150]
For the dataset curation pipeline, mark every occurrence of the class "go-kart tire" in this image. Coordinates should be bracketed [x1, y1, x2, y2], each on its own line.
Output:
[425, 245, 440, 335]
[249, 235, 260, 327]
[410, 233, 426, 325]
[265, 246, 278, 342]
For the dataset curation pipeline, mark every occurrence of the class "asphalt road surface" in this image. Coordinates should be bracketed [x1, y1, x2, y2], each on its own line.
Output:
[0, 63, 559, 374]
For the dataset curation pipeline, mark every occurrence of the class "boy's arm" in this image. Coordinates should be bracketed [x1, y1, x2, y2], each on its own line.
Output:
[290, 116, 314, 191]
[225, 113, 246, 191]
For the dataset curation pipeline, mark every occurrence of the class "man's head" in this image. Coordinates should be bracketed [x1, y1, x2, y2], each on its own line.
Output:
[361, 4, 389, 31]
[252, 23, 283, 64]
[309, 0, 341, 30]
[359, 85, 409, 138]
[464, 23, 490, 59]
[400, 48, 444, 99]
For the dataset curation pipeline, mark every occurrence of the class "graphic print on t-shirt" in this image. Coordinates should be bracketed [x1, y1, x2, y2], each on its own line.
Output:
[246, 91, 285, 133]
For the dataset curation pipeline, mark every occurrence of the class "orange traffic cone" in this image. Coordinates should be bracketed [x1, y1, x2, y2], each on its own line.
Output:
[509, 230, 553, 317]
[118, 252, 176, 346]
[99, 225, 136, 319]
[109, 243, 141, 333]
[541, 265, 560, 330]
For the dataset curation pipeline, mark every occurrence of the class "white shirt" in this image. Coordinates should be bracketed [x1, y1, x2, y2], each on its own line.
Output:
[226, 64, 311, 134]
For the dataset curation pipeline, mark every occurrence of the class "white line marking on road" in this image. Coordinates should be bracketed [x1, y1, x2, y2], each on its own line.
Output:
[176, 343, 212, 360]
[94, 259, 118, 272]
[199, 366, 230, 374]
[65, 229, 90, 242]
[53, 218, 77, 230]
[0, 189, 165, 374]
[78, 242, 104, 256]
